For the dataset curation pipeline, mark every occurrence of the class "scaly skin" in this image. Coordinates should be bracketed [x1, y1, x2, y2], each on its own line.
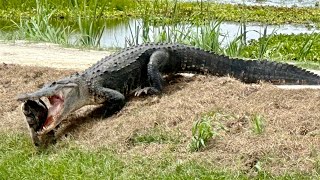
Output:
[17, 43, 320, 145]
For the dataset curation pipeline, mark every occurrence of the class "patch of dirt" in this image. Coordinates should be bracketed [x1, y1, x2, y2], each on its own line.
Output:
[1, 63, 320, 175]
[0, 41, 110, 70]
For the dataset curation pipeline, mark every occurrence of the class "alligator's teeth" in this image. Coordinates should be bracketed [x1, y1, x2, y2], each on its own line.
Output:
[37, 127, 46, 135]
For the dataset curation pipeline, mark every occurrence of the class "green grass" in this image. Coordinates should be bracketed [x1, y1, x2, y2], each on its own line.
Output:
[9, 0, 109, 47]
[11, 0, 72, 44]
[75, 0, 107, 47]
[128, 126, 181, 145]
[189, 115, 215, 152]
[0, 133, 124, 179]
[188, 112, 229, 152]
[241, 33, 320, 62]
[1, 132, 320, 179]
[251, 114, 265, 134]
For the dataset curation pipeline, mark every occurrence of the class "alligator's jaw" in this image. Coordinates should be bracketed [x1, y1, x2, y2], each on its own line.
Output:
[42, 94, 64, 131]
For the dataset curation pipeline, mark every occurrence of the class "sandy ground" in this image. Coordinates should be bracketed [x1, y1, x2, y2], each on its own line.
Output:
[1, 42, 320, 175]
[0, 41, 111, 70]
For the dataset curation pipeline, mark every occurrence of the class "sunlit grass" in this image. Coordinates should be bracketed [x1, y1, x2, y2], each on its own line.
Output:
[189, 115, 215, 152]
[251, 114, 265, 134]
[1, 132, 318, 179]
[128, 126, 181, 145]
[241, 33, 320, 62]
[75, 0, 106, 47]
[11, 0, 72, 44]
[1, 0, 320, 27]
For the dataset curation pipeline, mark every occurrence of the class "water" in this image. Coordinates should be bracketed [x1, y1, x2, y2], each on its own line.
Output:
[184, 0, 320, 7]
[1, 18, 319, 48]
[98, 19, 320, 48]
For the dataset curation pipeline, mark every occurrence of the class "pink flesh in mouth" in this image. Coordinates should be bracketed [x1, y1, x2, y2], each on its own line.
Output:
[42, 95, 64, 129]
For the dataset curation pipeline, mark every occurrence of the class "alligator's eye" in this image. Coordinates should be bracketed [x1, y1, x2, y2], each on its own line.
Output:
[50, 82, 56, 87]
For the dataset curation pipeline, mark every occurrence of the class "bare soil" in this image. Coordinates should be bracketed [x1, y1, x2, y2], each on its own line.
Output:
[1, 42, 320, 175]
[0, 41, 110, 70]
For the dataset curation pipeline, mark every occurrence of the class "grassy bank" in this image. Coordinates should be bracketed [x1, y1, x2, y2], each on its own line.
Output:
[0, 133, 317, 179]
[0, 0, 320, 26]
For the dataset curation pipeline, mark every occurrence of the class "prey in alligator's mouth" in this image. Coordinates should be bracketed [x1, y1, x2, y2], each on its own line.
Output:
[20, 92, 65, 134]
[21, 99, 56, 146]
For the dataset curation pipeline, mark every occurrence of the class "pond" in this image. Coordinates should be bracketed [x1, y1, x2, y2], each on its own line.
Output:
[1, 18, 319, 48]
[98, 19, 320, 48]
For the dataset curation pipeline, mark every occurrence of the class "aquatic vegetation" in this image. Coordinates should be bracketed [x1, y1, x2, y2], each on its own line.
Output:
[241, 33, 320, 62]
[75, 0, 107, 47]
[11, 0, 72, 44]
[1, 0, 320, 27]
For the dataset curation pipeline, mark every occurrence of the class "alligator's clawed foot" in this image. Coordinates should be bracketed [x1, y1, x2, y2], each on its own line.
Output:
[134, 87, 159, 96]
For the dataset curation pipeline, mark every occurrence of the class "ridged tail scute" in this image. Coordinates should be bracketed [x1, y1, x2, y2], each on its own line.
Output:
[223, 58, 320, 85]
[179, 49, 320, 85]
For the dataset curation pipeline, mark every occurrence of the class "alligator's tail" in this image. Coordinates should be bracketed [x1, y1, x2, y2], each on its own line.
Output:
[180, 52, 320, 85]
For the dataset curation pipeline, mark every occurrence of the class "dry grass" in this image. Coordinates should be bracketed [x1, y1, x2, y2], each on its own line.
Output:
[1, 63, 320, 175]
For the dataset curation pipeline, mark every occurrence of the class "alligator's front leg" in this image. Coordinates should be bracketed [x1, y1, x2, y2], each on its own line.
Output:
[93, 86, 126, 115]
[135, 50, 170, 96]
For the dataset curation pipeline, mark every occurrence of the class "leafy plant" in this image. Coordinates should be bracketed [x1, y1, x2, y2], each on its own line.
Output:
[298, 33, 319, 61]
[187, 21, 223, 53]
[189, 115, 215, 152]
[251, 114, 265, 134]
[241, 33, 320, 62]
[256, 26, 277, 60]
[75, 0, 107, 47]
[12, 0, 72, 44]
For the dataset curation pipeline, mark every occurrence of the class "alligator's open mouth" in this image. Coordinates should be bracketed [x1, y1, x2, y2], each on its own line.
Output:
[41, 94, 64, 131]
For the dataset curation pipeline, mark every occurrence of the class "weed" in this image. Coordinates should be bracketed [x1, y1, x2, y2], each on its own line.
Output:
[241, 33, 320, 62]
[223, 20, 247, 56]
[251, 114, 265, 134]
[75, 0, 107, 47]
[188, 21, 223, 53]
[12, 0, 72, 44]
[125, 19, 143, 47]
[2, 0, 320, 27]
[298, 33, 319, 61]
[256, 26, 277, 60]
[189, 115, 215, 152]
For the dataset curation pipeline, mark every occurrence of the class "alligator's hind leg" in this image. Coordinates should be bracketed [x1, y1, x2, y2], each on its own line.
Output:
[135, 50, 170, 96]
[93, 87, 126, 116]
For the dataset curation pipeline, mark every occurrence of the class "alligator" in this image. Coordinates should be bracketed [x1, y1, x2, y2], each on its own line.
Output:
[17, 43, 320, 144]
